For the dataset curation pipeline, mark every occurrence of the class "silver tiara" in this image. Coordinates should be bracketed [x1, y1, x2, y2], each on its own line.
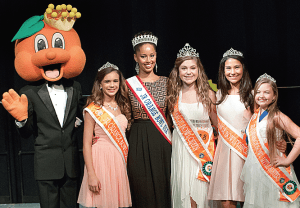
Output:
[256, 73, 276, 83]
[177, 43, 199, 58]
[98, 62, 119, 71]
[223, 48, 243, 57]
[132, 34, 158, 48]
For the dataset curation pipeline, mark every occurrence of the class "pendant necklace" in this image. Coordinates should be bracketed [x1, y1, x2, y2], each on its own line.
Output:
[106, 103, 118, 111]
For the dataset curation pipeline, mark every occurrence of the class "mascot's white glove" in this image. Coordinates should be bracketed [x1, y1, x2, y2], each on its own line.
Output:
[2, 89, 28, 121]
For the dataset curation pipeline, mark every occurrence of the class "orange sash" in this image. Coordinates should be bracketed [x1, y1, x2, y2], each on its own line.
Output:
[171, 92, 215, 182]
[217, 113, 247, 160]
[247, 109, 300, 202]
[85, 102, 129, 164]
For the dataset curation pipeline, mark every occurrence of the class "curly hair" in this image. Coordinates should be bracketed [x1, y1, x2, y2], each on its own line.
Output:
[217, 55, 254, 113]
[85, 67, 131, 122]
[167, 56, 212, 114]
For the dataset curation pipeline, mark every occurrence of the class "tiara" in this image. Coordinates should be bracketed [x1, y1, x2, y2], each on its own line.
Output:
[98, 62, 119, 71]
[177, 43, 199, 58]
[223, 48, 243, 57]
[132, 34, 158, 48]
[256, 73, 276, 83]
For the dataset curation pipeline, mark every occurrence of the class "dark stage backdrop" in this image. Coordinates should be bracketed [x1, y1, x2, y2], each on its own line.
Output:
[1, 0, 300, 203]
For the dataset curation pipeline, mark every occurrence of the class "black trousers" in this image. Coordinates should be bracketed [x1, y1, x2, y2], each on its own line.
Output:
[37, 173, 78, 208]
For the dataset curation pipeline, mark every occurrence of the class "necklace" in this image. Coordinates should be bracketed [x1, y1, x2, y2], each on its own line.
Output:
[105, 103, 118, 111]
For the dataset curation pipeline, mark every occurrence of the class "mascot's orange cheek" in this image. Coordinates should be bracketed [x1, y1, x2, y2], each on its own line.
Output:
[63, 45, 86, 79]
[15, 51, 43, 81]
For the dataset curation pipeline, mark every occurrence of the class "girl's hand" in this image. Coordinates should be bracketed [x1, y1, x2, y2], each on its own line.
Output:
[274, 155, 290, 168]
[88, 174, 101, 194]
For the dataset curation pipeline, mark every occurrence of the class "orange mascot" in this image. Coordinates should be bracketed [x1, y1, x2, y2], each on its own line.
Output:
[2, 4, 86, 208]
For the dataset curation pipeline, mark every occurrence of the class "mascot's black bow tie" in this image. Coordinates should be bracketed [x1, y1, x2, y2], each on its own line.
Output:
[48, 80, 62, 87]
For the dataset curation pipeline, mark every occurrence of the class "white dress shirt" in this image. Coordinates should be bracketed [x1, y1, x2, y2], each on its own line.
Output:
[47, 83, 68, 127]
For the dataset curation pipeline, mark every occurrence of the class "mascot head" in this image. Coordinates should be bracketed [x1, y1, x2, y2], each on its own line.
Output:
[12, 4, 86, 82]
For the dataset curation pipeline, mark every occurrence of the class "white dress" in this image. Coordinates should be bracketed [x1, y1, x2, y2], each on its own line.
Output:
[171, 102, 213, 208]
[241, 120, 300, 208]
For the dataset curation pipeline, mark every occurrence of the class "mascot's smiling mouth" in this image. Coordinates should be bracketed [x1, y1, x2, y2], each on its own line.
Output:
[43, 64, 62, 79]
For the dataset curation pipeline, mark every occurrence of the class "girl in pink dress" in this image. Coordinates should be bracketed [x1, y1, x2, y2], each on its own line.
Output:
[78, 62, 132, 208]
[207, 48, 253, 208]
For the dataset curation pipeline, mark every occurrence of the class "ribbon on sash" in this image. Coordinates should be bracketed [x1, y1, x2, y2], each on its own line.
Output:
[126, 76, 172, 144]
[171, 91, 215, 182]
[247, 109, 300, 202]
[217, 112, 248, 160]
[84, 102, 129, 164]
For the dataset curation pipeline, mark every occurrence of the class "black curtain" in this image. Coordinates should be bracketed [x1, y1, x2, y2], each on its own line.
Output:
[1, 0, 300, 203]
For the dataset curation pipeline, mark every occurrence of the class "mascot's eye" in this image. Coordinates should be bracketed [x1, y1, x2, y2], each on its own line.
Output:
[34, 34, 49, 52]
[52, 33, 65, 49]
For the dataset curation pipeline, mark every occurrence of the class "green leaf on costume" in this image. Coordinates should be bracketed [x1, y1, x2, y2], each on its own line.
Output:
[11, 15, 44, 42]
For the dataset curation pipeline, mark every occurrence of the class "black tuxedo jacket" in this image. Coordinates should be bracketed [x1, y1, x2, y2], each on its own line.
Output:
[18, 78, 84, 180]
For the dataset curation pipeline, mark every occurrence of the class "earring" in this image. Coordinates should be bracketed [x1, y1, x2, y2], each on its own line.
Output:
[155, 63, 158, 73]
[135, 62, 139, 74]
[100, 86, 102, 90]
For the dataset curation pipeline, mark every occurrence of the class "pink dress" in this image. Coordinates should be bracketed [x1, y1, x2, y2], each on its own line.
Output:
[78, 114, 132, 208]
[208, 92, 248, 202]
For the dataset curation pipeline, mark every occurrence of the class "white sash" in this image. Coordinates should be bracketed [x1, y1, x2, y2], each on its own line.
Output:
[126, 76, 171, 144]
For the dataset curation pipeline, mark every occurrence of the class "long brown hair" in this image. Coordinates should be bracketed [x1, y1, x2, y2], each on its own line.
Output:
[167, 56, 212, 114]
[217, 55, 254, 113]
[254, 78, 291, 163]
[85, 67, 131, 121]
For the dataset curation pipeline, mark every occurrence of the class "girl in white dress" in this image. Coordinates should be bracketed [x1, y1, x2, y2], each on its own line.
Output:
[241, 73, 300, 208]
[167, 43, 218, 208]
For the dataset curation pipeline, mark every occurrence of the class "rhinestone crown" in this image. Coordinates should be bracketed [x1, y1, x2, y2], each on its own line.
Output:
[223, 48, 243, 57]
[98, 62, 119, 71]
[256, 73, 276, 83]
[132, 34, 158, 48]
[177, 43, 199, 58]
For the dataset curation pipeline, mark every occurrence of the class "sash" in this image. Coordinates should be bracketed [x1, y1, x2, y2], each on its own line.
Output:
[217, 112, 248, 160]
[126, 76, 172, 144]
[171, 91, 215, 182]
[247, 109, 300, 202]
[84, 102, 129, 164]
